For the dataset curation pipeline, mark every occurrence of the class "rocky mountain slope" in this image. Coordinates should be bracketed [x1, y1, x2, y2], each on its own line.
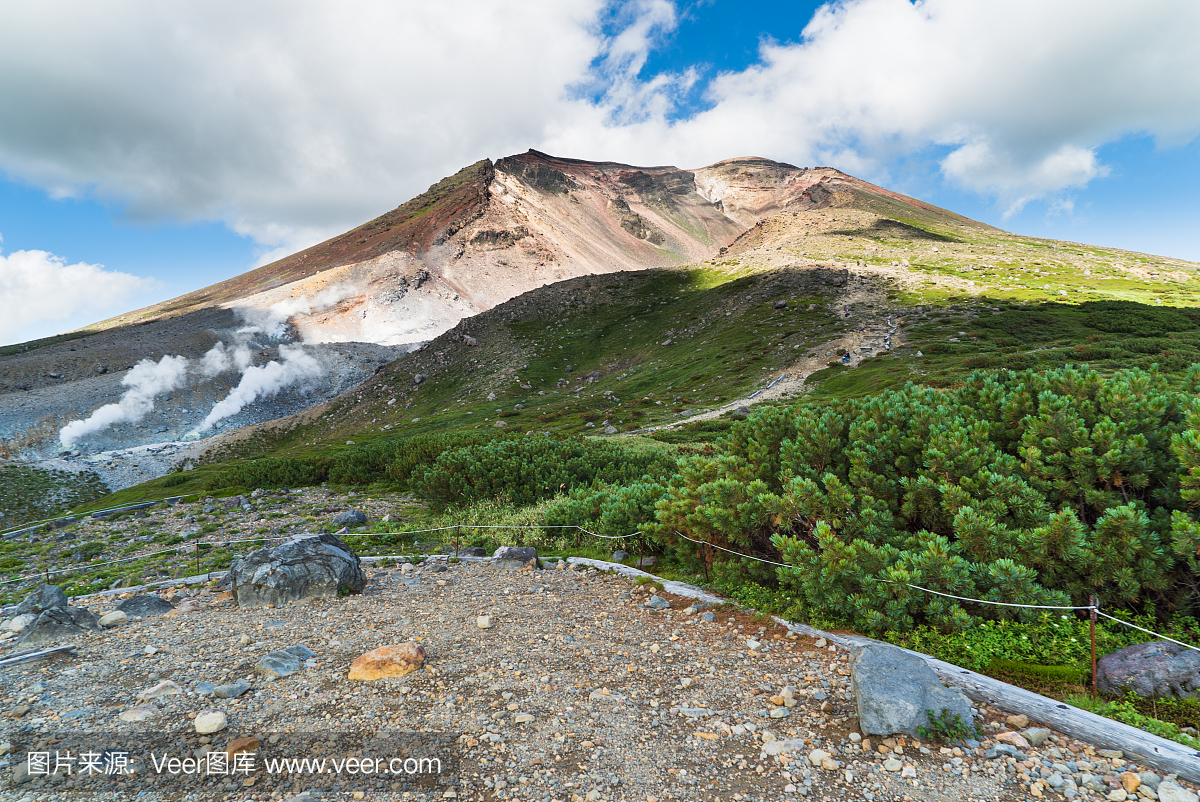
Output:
[89, 150, 974, 350]
[0, 151, 987, 467]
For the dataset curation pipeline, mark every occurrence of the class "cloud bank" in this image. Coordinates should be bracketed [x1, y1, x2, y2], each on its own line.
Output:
[1, 0, 1198, 253]
[0, 242, 154, 345]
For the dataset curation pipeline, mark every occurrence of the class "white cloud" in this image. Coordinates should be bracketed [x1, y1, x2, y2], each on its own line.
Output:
[0, 0, 1197, 254]
[0, 242, 155, 345]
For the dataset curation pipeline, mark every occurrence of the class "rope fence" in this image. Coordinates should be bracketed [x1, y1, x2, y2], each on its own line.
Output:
[666, 529, 1200, 680]
[0, 522, 642, 588]
[7, 498, 1200, 688]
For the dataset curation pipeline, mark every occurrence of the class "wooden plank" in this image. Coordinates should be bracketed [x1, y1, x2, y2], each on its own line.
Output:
[0, 643, 77, 668]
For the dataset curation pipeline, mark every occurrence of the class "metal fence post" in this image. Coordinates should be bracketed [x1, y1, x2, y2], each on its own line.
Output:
[1090, 595, 1098, 698]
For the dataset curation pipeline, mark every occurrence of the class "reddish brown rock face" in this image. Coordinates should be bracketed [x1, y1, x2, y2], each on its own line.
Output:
[348, 642, 426, 681]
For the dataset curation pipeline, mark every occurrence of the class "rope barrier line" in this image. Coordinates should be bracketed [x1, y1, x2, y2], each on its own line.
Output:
[671, 531, 1200, 654]
[0, 524, 641, 587]
[878, 579, 1097, 611]
[1097, 610, 1200, 654]
[7, 509, 1200, 656]
[671, 530, 793, 568]
[0, 494, 193, 539]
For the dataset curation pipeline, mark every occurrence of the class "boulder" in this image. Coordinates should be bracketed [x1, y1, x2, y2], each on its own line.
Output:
[1158, 780, 1199, 802]
[457, 547, 486, 558]
[1097, 640, 1200, 699]
[636, 556, 658, 568]
[850, 643, 974, 737]
[15, 584, 68, 617]
[228, 534, 366, 608]
[330, 510, 368, 528]
[97, 610, 128, 628]
[348, 643, 426, 680]
[492, 546, 538, 571]
[2, 613, 37, 632]
[611, 550, 628, 562]
[116, 595, 176, 618]
[17, 607, 101, 644]
[255, 645, 315, 679]
[194, 710, 228, 735]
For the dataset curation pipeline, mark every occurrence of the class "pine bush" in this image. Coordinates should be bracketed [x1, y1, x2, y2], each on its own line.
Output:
[650, 365, 1200, 634]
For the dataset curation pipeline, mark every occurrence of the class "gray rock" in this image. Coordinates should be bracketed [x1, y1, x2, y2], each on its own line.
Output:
[254, 644, 314, 680]
[116, 595, 176, 617]
[1140, 774, 1162, 790]
[330, 510, 368, 528]
[3, 613, 37, 632]
[700, 611, 715, 622]
[774, 300, 788, 309]
[17, 607, 101, 644]
[603, 425, 618, 434]
[1097, 640, 1200, 699]
[15, 584, 68, 617]
[228, 534, 366, 608]
[1023, 727, 1052, 746]
[636, 556, 658, 568]
[730, 406, 751, 419]
[492, 546, 538, 571]
[1157, 780, 1197, 802]
[850, 643, 974, 737]
[457, 547, 487, 557]
[611, 550, 628, 562]
[214, 681, 252, 699]
[195, 681, 216, 696]
[645, 596, 670, 609]
[984, 744, 1024, 760]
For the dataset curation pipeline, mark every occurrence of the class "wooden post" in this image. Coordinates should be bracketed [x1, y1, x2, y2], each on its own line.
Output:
[1090, 595, 1099, 698]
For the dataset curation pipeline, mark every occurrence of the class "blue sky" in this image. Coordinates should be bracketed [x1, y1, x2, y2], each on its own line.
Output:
[1, 0, 1198, 345]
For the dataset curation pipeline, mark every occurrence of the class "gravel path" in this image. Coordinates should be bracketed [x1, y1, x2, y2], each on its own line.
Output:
[3, 558, 1195, 802]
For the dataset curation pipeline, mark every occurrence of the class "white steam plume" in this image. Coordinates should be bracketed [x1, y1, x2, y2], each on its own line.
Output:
[198, 341, 252, 377]
[189, 344, 322, 436]
[237, 283, 356, 339]
[59, 355, 189, 446]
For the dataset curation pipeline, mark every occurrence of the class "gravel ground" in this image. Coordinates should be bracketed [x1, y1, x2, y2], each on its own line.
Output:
[3, 558, 1196, 802]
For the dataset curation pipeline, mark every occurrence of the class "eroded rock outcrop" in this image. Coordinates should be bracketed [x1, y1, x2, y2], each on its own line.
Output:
[229, 533, 366, 608]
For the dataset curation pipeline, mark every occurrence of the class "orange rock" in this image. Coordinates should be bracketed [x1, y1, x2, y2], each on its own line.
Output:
[348, 643, 426, 681]
[1006, 714, 1030, 728]
[226, 737, 260, 759]
[995, 731, 1032, 749]
[1121, 772, 1141, 793]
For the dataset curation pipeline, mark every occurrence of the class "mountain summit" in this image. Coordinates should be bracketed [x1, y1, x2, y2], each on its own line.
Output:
[96, 150, 979, 349]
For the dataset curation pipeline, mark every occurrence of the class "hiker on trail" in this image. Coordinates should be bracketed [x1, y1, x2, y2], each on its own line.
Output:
[844, 306, 851, 318]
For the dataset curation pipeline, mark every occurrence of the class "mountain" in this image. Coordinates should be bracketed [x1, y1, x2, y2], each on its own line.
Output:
[2, 148, 1197, 495]
[78, 150, 984, 348]
[0, 150, 988, 464]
